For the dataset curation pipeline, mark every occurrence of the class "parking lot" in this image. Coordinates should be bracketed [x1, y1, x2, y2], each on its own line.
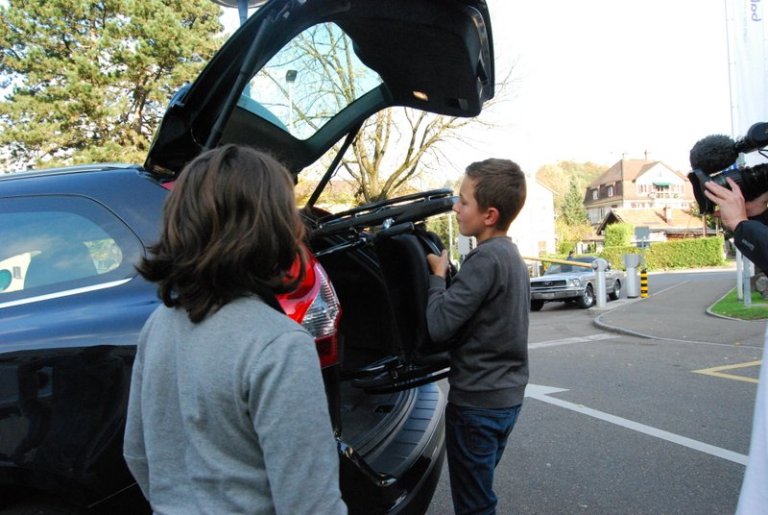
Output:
[427, 270, 764, 514]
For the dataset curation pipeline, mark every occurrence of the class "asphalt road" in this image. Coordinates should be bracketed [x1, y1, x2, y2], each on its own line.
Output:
[426, 270, 764, 515]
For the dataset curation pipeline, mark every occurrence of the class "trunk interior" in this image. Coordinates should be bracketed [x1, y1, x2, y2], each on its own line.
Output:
[310, 222, 449, 449]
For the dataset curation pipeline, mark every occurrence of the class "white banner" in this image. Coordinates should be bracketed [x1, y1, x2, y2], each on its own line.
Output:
[726, 0, 768, 163]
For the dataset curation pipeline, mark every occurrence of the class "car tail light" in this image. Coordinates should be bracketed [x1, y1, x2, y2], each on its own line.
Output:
[277, 253, 342, 368]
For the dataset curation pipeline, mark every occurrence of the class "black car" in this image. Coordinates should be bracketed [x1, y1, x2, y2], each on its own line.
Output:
[0, 1, 495, 513]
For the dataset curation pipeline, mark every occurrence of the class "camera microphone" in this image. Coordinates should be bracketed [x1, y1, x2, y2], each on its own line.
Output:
[689, 122, 768, 174]
[689, 134, 739, 174]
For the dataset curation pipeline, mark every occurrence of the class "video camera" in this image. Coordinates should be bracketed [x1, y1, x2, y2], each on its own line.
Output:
[688, 121, 768, 214]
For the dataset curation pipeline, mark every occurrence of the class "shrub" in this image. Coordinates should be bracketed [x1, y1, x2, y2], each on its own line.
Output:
[604, 223, 633, 247]
[644, 236, 725, 269]
[599, 245, 642, 270]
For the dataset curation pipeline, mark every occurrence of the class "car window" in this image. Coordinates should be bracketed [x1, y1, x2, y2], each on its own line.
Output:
[0, 196, 142, 299]
[545, 264, 569, 274]
[238, 22, 383, 141]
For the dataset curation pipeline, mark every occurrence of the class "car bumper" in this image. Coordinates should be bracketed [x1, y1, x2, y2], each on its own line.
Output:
[531, 288, 583, 301]
[340, 382, 446, 514]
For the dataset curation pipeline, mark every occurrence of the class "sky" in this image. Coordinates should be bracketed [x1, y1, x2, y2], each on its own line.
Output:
[224, 0, 738, 177]
[453, 0, 735, 176]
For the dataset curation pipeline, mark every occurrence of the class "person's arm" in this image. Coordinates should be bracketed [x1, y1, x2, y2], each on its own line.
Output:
[249, 330, 346, 515]
[425, 251, 495, 344]
[704, 178, 768, 271]
[733, 220, 768, 272]
[123, 325, 151, 500]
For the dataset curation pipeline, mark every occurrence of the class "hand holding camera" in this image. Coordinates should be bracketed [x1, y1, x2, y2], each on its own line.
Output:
[688, 121, 768, 215]
[703, 177, 748, 231]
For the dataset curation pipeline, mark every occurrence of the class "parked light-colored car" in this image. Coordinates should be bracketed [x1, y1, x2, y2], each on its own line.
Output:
[530, 256, 624, 311]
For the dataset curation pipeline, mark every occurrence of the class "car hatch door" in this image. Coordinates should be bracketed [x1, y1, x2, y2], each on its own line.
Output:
[144, 0, 494, 177]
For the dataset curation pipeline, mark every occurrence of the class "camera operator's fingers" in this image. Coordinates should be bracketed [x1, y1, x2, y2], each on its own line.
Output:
[704, 178, 737, 199]
[704, 178, 747, 231]
[724, 177, 745, 197]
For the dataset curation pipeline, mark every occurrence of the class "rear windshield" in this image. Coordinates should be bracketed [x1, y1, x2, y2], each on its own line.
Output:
[238, 22, 383, 140]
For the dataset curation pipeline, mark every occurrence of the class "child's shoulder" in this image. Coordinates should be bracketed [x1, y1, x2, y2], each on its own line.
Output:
[472, 238, 525, 271]
[475, 236, 516, 258]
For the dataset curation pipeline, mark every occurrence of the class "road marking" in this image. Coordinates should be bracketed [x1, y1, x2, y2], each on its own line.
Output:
[693, 360, 761, 385]
[651, 281, 690, 297]
[525, 384, 748, 466]
[529, 333, 613, 350]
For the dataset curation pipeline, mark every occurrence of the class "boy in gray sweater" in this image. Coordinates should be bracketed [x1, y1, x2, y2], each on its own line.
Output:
[426, 158, 529, 515]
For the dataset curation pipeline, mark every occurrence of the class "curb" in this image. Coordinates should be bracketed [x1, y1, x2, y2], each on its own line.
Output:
[592, 290, 766, 344]
[704, 289, 768, 322]
[592, 298, 655, 340]
[705, 288, 741, 321]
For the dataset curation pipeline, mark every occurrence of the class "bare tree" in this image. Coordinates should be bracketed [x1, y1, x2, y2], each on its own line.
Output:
[258, 22, 512, 204]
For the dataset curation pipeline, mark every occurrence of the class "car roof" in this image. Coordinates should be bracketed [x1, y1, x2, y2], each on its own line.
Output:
[0, 165, 167, 245]
[0, 164, 136, 182]
[145, 0, 494, 176]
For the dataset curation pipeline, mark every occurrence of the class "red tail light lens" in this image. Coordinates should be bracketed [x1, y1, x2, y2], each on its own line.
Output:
[278, 254, 342, 368]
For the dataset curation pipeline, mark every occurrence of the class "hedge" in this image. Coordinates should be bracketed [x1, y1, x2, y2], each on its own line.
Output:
[598, 236, 725, 271]
[604, 223, 633, 247]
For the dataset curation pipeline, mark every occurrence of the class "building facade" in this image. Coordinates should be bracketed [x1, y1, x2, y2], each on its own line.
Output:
[508, 176, 556, 258]
[583, 158, 695, 226]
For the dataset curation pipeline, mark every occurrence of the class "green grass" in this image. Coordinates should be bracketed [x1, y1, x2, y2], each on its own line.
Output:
[710, 288, 768, 320]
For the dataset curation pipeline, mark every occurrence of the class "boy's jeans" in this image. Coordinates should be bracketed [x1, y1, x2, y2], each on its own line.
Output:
[445, 402, 522, 515]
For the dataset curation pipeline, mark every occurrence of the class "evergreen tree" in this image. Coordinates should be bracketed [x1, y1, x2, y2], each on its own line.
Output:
[0, 0, 223, 169]
[560, 177, 589, 226]
[536, 160, 604, 210]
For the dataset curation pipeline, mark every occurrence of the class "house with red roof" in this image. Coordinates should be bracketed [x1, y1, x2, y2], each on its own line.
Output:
[583, 158, 710, 241]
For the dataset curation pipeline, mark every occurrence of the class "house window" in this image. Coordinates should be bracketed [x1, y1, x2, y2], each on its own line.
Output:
[592, 189, 598, 200]
[607, 186, 614, 197]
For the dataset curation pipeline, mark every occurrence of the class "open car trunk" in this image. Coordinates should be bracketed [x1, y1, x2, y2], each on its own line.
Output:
[306, 197, 455, 512]
[306, 190, 458, 394]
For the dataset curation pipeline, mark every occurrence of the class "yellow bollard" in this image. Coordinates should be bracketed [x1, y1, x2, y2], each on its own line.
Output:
[640, 268, 648, 298]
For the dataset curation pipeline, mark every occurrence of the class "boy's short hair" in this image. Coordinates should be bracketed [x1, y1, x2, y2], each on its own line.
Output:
[138, 144, 305, 323]
[465, 158, 527, 231]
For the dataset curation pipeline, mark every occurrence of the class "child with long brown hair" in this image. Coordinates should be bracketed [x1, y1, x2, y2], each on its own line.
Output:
[124, 144, 346, 514]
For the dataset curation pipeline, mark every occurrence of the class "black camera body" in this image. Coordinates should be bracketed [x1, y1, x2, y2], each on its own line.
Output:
[688, 121, 768, 214]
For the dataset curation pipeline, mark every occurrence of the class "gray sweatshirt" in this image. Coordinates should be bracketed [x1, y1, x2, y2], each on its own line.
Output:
[426, 236, 529, 409]
[124, 297, 346, 515]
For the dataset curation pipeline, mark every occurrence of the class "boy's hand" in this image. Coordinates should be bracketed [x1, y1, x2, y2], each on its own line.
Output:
[427, 250, 449, 278]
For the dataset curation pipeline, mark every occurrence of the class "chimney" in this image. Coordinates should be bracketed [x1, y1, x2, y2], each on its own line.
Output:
[663, 205, 673, 223]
